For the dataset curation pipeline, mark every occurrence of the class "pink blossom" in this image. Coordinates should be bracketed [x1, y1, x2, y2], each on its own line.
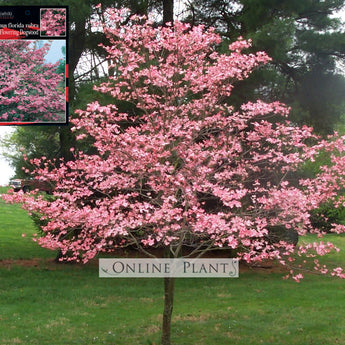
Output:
[40, 9, 66, 37]
[0, 40, 65, 122]
[2, 9, 345, 281]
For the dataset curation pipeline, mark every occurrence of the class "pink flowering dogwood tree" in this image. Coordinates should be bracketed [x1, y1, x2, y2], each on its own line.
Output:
[4, 8, 345, 345]
[0, 40, 65, 122]
[40, 8, 66, 37]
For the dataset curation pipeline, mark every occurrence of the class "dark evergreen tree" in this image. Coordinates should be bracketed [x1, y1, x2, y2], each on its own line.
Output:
[184, 0, 345, 134]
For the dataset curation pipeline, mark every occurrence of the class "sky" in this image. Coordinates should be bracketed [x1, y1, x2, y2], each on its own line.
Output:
[0, 126, 15, 186]
[44, 40, 65, 64]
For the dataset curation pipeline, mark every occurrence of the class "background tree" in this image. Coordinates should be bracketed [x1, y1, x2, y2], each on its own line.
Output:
[1, 126, 61, 178]
[5, 10, 345, 345]
[184, 0, 345, 134]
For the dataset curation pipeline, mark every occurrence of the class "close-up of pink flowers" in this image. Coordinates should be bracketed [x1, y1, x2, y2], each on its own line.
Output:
[40, 8, 66, 37]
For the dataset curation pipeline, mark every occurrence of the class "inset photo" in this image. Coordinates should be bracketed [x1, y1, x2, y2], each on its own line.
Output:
[40, 8, 66, 37]
[0, 40, 66, 124]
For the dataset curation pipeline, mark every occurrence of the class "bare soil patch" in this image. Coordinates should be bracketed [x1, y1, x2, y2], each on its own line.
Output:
[0, 258, 71, 270]
[0, 258, 48, 268]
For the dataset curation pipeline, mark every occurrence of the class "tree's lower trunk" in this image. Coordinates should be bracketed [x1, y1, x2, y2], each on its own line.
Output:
[161, 276, 175, 345]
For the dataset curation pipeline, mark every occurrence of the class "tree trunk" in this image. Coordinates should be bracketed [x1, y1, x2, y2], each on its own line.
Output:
[58, 126, 76, 161]
[161, 276, 175, 345]
[129, 0, 149, 16]
[163, 0, 174, 25]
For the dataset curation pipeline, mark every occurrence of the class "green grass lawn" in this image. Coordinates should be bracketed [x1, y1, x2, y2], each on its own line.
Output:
[1, 196, 345, 345]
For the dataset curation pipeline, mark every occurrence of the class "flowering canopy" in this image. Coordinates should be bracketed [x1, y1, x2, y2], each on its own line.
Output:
[4, 9, 345, 280]
[0, 40, 65, 122]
